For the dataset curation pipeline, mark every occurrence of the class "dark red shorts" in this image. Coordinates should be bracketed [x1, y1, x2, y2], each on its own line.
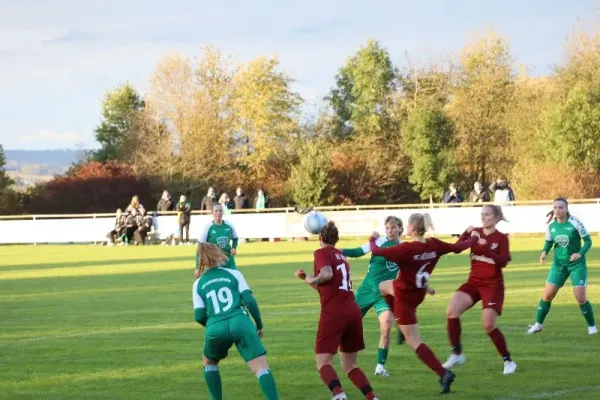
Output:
[457, 281, 505, 316]
[393, 286, 426, 325]
[315, 305, 365, 354]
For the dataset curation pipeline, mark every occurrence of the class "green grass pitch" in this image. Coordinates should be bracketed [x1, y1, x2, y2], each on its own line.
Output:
[1, 237, 599, 399]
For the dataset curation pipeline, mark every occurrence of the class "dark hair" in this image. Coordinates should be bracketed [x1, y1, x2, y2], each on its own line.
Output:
[320, 221, 339, 246]
[546, 197, 570, 224]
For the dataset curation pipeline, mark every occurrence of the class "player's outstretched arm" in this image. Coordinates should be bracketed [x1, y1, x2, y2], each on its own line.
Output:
[241, 291, 264, 330]
[436, 235, 478, 255]
[369, 236, 407, 264]
[342, 246, 367, 258]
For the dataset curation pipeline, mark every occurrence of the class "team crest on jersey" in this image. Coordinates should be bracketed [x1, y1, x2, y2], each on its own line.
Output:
[555, 234, 569, 247]
[217, 236, 229, 248]
[490, 243, 499, 250]
[386, 261, 399, 272]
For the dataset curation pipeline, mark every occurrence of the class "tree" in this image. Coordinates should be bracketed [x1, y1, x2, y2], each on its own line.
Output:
[447, 31, 515, 185]
[92, 83, 145, 162]
[327, 39, 398, 138]
[0, 144, 13, 191]
[288, 141, 333, 207]
[403, 104, 457, 202]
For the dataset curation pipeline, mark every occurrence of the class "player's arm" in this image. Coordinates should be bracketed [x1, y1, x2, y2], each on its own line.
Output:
[228, 222, 239, 254]
[369, 236, 409, 264]
[478, 235, 510, 268]
[192, 280, 208, 327]
[230, 270, 263, 330]
[305, 266, 333, 286]
[580, 235, 592, 257]
[435, 236, 478, 256]
[456, 227, 474, 243]
[342, 238, 379, 258]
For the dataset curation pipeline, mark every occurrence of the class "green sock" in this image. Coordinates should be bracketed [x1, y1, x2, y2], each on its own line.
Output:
[257, 370, 279, 400]
[377, 348, 389, 365]
[579, 301, 596, 327]
[536, 299, 551, 324]
[204, 365, 222, 400]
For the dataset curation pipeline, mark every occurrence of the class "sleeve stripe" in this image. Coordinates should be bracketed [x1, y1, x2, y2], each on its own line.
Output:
[192, 279, 205, 309]
[224, 268, 250, 293]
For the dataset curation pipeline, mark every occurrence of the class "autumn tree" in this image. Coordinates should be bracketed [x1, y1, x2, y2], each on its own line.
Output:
[288, 140, 333, 207]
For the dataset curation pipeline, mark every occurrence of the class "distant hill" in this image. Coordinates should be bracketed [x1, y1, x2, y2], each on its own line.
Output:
[5, 149, 82, 166]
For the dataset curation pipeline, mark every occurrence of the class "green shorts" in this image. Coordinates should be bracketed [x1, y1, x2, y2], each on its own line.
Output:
[546, 261, 588, 288]
[203, 314, 266, 362]
[355, 280, 390, 317]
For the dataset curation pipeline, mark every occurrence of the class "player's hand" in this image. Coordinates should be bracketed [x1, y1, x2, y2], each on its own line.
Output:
[194, 269, 201, 279]
[257, 329, 264, 338]
[371, 231, 380, 239]
[477, 238, 487, 246]
[466, 226, 475, 234]
[294, 269, 307, 280]
[426, 286, 436, 295]
[540, 251, 547, 264]
[570, 253, 581, 262]
[230, 248, 237, 256]
[471, 230, 481, 238]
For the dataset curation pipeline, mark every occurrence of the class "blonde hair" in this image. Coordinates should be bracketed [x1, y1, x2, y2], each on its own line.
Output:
[196, 243, 229, 276]
[131, 195, 139, 207]
[219, 193, 229, 204]
[483, 204, 508, 223]
[384, 216, 403, 229]
[408, 213, 434, 237]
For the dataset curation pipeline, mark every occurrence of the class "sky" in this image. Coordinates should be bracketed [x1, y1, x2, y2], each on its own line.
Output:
[0, 0, 597, 150]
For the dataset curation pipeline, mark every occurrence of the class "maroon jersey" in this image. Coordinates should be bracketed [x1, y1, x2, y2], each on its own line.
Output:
[458, 228, 511, 284]
[313, 246, 356, 312]
[371, 236, 477, 292]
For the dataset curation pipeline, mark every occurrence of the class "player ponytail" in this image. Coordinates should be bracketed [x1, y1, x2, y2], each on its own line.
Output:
[408, 213, 435, 237]
[484, 204, 508, 223]
[196, 242, 229, 276]
[320, 221, 339, 246]
[546, 197, 570, 224]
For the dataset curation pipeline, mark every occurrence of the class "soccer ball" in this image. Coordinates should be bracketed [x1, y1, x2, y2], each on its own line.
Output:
[304, 211, 328, 235]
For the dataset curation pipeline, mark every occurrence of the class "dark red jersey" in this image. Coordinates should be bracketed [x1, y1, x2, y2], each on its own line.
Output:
[370, 236, 477, 292]
[457, 228, 511, 284]
[313, 246, 356, 312]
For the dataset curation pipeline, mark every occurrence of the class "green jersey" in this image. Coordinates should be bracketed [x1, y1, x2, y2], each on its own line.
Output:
[545, 216, 590, 265]
[343, 237, 400, 282]
[193, 267, 250, 326]
[199, 220, 238, 254]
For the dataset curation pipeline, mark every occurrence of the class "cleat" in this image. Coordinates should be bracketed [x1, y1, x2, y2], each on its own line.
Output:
[589, 326, 598, 335]
[332, 393, 347, 400]
[526, 323, 543, 335]
[439, 369, 455, 394]
[442, 353, 466, 369]
[375, 364, 390, 377]
[503, 360, 517, 375]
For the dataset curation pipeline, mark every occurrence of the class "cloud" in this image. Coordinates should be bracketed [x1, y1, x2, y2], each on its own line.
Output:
[21, 130, 83, 144]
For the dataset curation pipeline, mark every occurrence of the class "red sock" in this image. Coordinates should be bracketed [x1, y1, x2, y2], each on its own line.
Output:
[319, 365, 343, 395]
[347, 368, 376, 400]
[415, 343, 446, 377]
[487, 328, 510, 359]
[447, 318, 462, 354]
[384, 295, 395, 313]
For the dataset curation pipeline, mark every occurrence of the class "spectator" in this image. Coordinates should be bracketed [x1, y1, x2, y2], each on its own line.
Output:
[177, 195, 192, 245]
[122, 208, 137, 245]
[133, 210, 151, 245]
[219, 193, 232, 215]
[255, 189, 267, 211]
[489, 177, 515, 204]
[157, 190, 174, 212]
[467, 181, 491, 203]
[201, 187, 217, 211]
[443, 183, 464, 204]
[126, 195, 145, 216]
[233, 187, 249, 210]
[106, 208, 126, 246]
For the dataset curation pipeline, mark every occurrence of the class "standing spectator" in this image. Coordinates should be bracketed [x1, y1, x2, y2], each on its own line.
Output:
[255, 189, 267, 211]
[219, 193, 232, 215]
[126, 195, 145, 216]
[177, 195, 192, 245]
[157, 190, 174, 212]
[443, 183, 464, 204]
[489, 178, 515, 205]
[233, 187, 249, 210]
[468, 181, 491, 203]
[201, 187, 217, 211]
[107, 208, 126, 246]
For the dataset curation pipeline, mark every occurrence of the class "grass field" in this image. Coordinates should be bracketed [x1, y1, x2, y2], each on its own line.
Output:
[1, 237, 599, 400]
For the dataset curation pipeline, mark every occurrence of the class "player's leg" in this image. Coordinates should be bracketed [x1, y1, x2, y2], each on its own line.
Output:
[480, 284, 516, 374]
[339, 307, 377, 400]
[203, 357, 222, 400]
[443, 285, 477, 368]
[247, 356, 279, 400]
[378, 280, 404, 344]
[375, 308, 393, 377]
[317, 353, 346, 400]
[527, 265, 566, 334]
[316, 315, 346, 399]
[570, 264, 597, 334]
[203, 323, 232, 400]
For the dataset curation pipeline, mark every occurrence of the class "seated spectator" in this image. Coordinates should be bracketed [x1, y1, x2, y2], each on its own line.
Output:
[489, 177, 515, 204]
[233, 187, 249, 210]
[219, 193, 232, 215]
[157, 190, 174, 212]
[201, 187, 217, 211]
[121, 209, 137, 245]
[177, 195, 192, 245]
[255, 189, 267, 211]
[126, 195, 145, 216]
[443, 183, 464, 204]
[468, 181, 491, 203]
[106, 208, 126, 246]
[133, 210, 154, 245]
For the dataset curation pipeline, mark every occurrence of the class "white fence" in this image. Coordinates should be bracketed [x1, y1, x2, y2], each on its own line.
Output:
[0, 203, 599, 244]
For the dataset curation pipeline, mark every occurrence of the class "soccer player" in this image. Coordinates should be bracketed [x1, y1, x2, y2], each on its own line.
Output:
[295, 221, 379, 400]
[442, 205, 517, 375]
[526, 197, 597, 335]
[193, 242, 279, 400]
[196, 204, 239, 276]
[341, 216, 403, 377]
[372, 213, 482, 394]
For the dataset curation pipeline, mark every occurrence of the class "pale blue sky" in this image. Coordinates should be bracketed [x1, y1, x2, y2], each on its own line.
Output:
[0, 0, 596, 150]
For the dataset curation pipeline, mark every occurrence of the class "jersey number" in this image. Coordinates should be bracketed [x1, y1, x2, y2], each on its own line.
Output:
[416, 263, 431, 289]
[206, 287, 233, 314]
[337, 264, 352, 291]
